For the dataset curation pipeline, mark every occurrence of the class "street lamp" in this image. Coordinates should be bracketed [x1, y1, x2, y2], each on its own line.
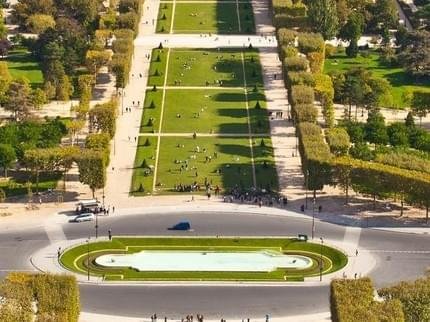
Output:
[95, 213, 99, 239]
[305, 169, 309, 210]
[86, 238, 90, 281]
[312, 196, 316, 240]
[319, 237, 324, 282]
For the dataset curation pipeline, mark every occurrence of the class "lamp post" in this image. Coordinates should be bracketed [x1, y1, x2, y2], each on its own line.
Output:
[305, 169, 309, 210]
[312, 196, 316, 240]
[86, 238, 90, 281]
[95, 213, 99, 239]
[319, 237, 324, 282]
[121, 88, 125, 115]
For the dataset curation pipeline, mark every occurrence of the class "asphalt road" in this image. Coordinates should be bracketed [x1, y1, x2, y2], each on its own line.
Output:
[0, 211, 429, 319]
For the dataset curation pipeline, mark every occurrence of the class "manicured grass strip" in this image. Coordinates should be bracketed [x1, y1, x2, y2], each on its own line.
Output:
[130, 136, 157, 195]
[172, 3, 239, 34]
[156, 3, 173, 33]
[161, 89, 249, 133]
[60, 237, 348, 281]
[324, 50, 430, 109]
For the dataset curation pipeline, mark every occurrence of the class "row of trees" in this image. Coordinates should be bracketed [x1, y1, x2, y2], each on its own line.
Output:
[331, 274, 430, 322]
[0, 273, 80, 322]
[272, 0, 430, 220]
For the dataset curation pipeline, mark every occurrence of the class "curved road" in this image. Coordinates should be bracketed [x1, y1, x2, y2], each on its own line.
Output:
[0, 211, 429, 319]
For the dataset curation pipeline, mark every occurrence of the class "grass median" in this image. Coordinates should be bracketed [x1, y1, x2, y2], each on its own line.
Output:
[60, 237, 347, 282]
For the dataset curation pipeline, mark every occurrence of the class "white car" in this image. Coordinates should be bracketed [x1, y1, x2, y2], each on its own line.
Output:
[70, 213, 95, 223]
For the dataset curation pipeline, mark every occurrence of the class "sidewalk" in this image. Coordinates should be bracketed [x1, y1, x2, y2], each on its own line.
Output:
[80, 311, 331, 322]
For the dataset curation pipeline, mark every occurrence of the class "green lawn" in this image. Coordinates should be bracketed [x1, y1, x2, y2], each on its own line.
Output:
[166, 49, 263, 87]
[324, 50, 430, 109]
[162, 89, 249, 133]
[60, 237, 348, 281]
[157, 1, 255, 34]
[1, 48, 43, 88]
[156, 3, 173, 33]
[173, 3, 238, 34]
[132, 48, 276, 195]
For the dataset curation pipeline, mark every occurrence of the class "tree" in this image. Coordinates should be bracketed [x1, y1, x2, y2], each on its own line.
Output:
[365, 109, 388, 145]
[0, 39, 11, 57]
[370, 0, 398, 31]
[88, 100, 118, 138]
[77, 150, 106, 198]
[411, 91, 430, 126]
[339, 12, 364, 58]
[31, 88, 47, 109]
[23, 149, 49, 192]
[0, 144, 16, 177]
[307, 0, 339, 40]
[398, 30, 430, 77]
[387, 122, 409, 147]
[326, 128, 350, 155]
[66, 119, 85, 146]
[4, 79, 34, 121]
[26, 14, 55, 34]
[85, 50, 112, 76]
[0, 61, 11, 104]
[0, 10, 7, 39]
[55, 74, 73, 101]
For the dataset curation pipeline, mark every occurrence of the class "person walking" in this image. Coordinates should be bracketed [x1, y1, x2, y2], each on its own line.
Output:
[108, 229, 112, 241]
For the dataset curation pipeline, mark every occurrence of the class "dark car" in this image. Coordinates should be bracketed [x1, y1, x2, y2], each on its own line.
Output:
[169, 221, 191, 231]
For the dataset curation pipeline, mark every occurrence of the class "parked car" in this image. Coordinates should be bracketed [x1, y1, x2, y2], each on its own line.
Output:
[70, 213, 95, 223]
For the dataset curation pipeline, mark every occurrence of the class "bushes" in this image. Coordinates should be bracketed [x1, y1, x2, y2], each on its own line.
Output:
[277, 28, 297, 46]
[297, 32, 325, 55]
[274, 14, 309, 29]
[308, 51, 324, 73]
[294, 103, 318, 123]
[0, 273, 80, 322]
[378, 275, 430, 322]
[32, 274, 80, 322]
[326, 128, 350, 156]
[284, 56, 309, 72]
[280, 45, 298, 60]
[330, 278, 404, 322]
[290, 85, 315, 106]
[286, 71, 315, 88]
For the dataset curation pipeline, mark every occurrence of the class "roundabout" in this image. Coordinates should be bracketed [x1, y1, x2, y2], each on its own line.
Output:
[2, 204, 429, 319]
[59, 237, 347, 282]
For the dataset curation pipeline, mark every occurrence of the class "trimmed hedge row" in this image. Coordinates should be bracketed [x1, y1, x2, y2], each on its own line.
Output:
[331, 278, 404, 322]
[0, 273, 80, 322]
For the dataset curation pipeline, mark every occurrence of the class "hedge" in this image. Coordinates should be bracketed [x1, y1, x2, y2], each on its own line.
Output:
[378, 275, 430, 322]
[280, 45, 298, 61]
[284, 56, 309, 72]
[326, 128, 350, 156]
[290, 85, 315, 106]
[277, 28, 297, 46]
[32, 274, 80, 322]
[331, 278, 405, 322]
[273, 14, 309, 29]
[293, 103, 318, 123]
[286, 71, 315, 88]
[297, 32, 325, 54]
[0, 273, 80, 322]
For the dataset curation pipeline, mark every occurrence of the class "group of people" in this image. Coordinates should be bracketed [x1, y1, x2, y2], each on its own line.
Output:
[149, 313, 204, 322]
[224, 187, 288, 208]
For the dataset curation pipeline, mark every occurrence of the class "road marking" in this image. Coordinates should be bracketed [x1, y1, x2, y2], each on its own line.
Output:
[240, 52, 256, 188]
[170, 0, 176, 34]
[44, 222, 67, 243]
[343, 226, 361, 249]
[236, 0, 242, 33]
[153, 48, 171, 192]
[367, 250, 430, 254]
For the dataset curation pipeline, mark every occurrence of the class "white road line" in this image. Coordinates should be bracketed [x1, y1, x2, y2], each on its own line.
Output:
[153, 49, 171, 191]
[236, 0, 242, 33]
[240, 52, 256, 188]
[343, 226, 361, 249]
[44, 222, 67, 244]
[170, 0, 176, 34]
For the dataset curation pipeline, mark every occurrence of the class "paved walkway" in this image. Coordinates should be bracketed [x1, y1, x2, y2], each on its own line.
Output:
[80, 311, 331, 322]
